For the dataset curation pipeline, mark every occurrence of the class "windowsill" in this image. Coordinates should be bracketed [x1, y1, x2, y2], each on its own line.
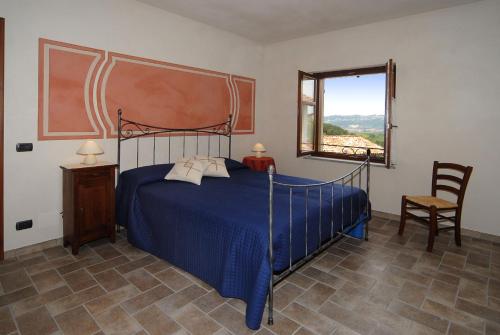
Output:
[303, 154, 391, 168]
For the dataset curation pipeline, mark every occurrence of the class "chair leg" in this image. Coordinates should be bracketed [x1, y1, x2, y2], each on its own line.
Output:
[455, 211, 462, 247]
[427, 206, 437, 252]
[398, 196, 407, 236]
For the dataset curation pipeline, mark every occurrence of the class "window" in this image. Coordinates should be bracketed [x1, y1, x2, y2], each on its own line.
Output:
[297, 60, 396, 168]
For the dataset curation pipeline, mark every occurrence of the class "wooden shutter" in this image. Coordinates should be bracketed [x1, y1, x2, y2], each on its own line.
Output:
[385, 59, 396, 168]
[297, 71, 318, 156]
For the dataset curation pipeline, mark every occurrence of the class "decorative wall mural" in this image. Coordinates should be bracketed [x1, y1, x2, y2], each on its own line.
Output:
[38, 38, 255, 140]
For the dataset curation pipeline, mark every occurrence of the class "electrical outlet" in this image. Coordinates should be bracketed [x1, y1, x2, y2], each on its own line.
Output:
[16, 143, 33, 152]
[16, 220, 33, 230]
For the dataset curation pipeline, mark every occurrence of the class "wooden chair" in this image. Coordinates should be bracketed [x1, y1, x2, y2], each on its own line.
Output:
[399, 161, 473, 252]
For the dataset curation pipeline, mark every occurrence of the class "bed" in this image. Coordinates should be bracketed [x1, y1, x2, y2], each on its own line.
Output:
[115, 110, 371, 329]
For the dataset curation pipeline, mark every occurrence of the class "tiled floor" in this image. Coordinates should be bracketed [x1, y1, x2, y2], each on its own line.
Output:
[0, 216, 499, 335]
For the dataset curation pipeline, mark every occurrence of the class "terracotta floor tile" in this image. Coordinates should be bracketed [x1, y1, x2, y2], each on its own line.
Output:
[285, 272, 316, 290]
[456, 298, 500, 324]
[115, 255, 156, 274]
[93, 245, 122, 261]
[46, 285, 105, 315]
[57, 257, 102, 275]
[15, 306, 58, 335]
[320, 301, 377, 335]
[312, 253, 343, 272]
[421, 299, 484, 332]
[209, 304, 255, 335]
[42, 246, 69, 260]
[193, 290, 225, 313]
[273, 283, 304, 311]
[94, 269, 128, 292]
[144, 260, 171, 274]
[388, 300, 449, 333]
[283, 302, 337, 335]
[392, 253, 418, 270]
[0, 270, 31, 294]
[173, 304, 221, 335]
[366, 282, 396, 308]
[0, 286, 37, 307]
[134, 305, 180, 335]
[54, 306, 99, 335]
[122, 285, 173, 314]
[338, 254, 365, 271]
[489, 278, 500, 299]
[302, 266, 345, 289]
[448, 322, 482, 335]
[397, 281, 427, 307]
[30, 269, 65, 293]
[157, 285, 206, 316]
[441, 252, 466, 269]
[330, 266, 377, 288]
[427, 280, 458, 306]
[0, 306, 16, 335]
[12, 286, 72, 317]
[85, 284, 139, 316]
[95, 305, 141, 334]
[294, 327, 315, 335]
[86, 255, 130, 274]
[384, 265, 432, 287]
[154, 268, 193, 292]
[63, 269, 97, 292]
[329, 281, 369, 310]
[296, 282, 335, 310]
[125, 269, 160, 292]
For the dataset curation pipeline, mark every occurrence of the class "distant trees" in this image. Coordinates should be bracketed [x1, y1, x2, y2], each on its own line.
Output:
[323, 123, 350, 135]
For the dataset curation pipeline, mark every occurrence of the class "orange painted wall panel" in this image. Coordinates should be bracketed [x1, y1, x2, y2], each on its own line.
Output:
[38, 39, 256, 140]
[38, 39, 104, 140]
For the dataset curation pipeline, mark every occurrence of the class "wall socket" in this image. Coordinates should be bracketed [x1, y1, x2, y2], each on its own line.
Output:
[16, 220, 33, 230]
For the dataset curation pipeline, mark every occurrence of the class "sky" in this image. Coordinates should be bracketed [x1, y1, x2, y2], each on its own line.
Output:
[323, 73, 386, 116]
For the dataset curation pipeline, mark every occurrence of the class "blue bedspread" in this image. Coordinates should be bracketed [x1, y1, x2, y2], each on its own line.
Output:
[116, 161, 369, 329]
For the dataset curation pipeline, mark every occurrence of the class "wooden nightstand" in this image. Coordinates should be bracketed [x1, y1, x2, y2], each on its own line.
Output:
[242, 156, 276, 172]
[60, 162, 117, 255]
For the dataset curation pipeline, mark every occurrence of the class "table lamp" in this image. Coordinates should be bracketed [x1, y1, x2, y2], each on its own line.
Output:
[77, 140, 104, 165]
[252, 143, 266, 158]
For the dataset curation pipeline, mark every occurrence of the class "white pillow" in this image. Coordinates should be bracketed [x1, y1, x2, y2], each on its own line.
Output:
[194, 155, 230, 178]
[165, 158, 204, 185]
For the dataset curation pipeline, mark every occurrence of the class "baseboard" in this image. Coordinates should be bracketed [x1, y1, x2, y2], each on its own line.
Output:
[372, 210, 500, 241]
[4, 237, 63, 260]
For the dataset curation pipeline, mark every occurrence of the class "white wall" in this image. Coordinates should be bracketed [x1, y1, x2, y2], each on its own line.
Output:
[0, 0, 265, 250]
[261, 0, 500, 235]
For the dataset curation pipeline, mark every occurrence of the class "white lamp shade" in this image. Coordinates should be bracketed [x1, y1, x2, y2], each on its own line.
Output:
[77, 141, 104, 155]
[252, 143, 266, 158]
[77, 141, 104, 165]
[252, 143, 266, 153]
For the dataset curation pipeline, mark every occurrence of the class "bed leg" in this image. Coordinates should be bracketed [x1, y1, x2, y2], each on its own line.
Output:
[268, 284, 274, 325]
[267, 165, 274, 326]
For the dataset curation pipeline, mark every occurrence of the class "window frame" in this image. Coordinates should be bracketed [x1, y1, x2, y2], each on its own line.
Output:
[297, 61, 396, 168]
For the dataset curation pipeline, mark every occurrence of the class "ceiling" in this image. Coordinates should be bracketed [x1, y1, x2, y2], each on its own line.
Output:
[137, 0, 480, 43]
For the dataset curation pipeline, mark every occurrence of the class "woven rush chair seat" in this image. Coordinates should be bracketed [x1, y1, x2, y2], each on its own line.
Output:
[406, 196, 457, 210]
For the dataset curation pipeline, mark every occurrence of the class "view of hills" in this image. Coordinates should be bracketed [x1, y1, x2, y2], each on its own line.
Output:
[323, 115, 384, 133]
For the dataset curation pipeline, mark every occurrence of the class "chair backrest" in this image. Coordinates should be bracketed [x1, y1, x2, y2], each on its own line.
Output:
[431, 161, 473, 208]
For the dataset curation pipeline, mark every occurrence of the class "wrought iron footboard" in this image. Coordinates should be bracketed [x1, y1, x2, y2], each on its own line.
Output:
[266, 150, 371, 325]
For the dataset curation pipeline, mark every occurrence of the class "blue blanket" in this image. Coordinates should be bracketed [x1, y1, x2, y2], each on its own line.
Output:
[116, 160, 369, 329]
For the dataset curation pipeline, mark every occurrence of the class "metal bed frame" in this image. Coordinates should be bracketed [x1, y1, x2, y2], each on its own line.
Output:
[117, 109, 232, 176]
[115, 108, 371, 327]
[266, 151, 370, 325]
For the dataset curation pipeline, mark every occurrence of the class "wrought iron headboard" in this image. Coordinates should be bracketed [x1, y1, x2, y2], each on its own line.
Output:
[117, 109, 233, 175]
